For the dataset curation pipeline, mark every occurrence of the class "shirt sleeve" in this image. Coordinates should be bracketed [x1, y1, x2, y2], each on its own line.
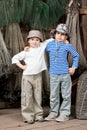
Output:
[68, 44, 79, 68]
[42, 38, 54, 49]
[12, 51, 25, 64]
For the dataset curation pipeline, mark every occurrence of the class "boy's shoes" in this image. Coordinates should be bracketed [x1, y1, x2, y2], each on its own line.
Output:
[35, 117, 44, 122]
[24, 119, 34, 124]
[24, 120, 27, 123]
[44, 114, 57, 121]
[27, 119, 34, 124]
[55, 114, 69, 122]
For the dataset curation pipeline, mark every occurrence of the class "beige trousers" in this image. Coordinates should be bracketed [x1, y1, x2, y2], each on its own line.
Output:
[21, 73, 43, 121]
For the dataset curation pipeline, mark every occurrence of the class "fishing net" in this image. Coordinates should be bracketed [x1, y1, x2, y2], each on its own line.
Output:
[0, 0, 25, 27]
[23, 0, 49, 29]
[46, 0, 68, 27]
[0, 0, 68, 30]
[23, 0, 68, 29]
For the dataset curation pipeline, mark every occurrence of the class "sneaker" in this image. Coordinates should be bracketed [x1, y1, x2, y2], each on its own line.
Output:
[55, 114, 69, 122]
[27, 119, 34, 124]
[35, 118, 44, 122]
[23, 118, 27, 123]
[45, 115, 57, 121]
[24, 120, 27, 123]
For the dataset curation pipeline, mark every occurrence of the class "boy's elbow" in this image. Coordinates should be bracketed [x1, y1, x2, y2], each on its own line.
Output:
[12, 58, 17, 64]
[76, 53, 80, 61]
[78, 53, 80, 59]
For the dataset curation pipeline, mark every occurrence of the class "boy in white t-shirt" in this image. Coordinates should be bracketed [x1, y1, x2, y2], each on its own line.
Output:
[12, 30, 53, 124]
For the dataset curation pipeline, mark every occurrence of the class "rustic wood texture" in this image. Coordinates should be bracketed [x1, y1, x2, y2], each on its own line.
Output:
[66, 1, 87, 67]
[80, 8, 87, 14]
[80, 0, 87, 60]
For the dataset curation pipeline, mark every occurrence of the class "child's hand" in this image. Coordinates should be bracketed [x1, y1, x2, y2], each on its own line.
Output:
[65, 40, 69, 44]
[16, 62, 27, 70]
[69, 68, 76, 75]
[22, 65, 27, 70]
[24, 46, 29, 52]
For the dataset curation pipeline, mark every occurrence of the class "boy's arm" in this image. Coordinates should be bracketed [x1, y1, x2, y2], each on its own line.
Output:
[24, 38, 54, 52]
[12, 51, 26, 70]
[43, 38, 54, 45]
[68, 44, 79, 75]
[16, 62, 27, 70]
[69, 67, 76, 75]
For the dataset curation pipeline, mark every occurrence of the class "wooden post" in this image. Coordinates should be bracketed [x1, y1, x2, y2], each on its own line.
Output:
[79, 0, 87, 60]
[80, 8, 87, 14]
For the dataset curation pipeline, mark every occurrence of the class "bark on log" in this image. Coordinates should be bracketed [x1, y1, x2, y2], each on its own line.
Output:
[80, 0, 87, 60]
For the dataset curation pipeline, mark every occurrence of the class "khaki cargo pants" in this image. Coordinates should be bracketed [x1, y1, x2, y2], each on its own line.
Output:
[21, 73, 43, 122]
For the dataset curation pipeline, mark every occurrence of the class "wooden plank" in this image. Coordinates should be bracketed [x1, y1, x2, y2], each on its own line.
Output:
[80, 8, 87, 14]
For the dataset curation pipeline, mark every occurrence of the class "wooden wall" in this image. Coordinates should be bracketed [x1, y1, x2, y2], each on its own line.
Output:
[80, 0, 87, 60]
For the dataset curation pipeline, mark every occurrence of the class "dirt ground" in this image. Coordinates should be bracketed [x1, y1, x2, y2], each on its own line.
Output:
[0, 106, 87, 130]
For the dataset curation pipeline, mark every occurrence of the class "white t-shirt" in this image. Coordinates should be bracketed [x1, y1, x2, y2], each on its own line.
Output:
[12, 38, 53, 75]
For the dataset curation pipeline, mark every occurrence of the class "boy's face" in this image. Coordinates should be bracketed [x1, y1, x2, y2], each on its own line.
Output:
[54, 32, 68, 42]
[28, 37, 40, 48]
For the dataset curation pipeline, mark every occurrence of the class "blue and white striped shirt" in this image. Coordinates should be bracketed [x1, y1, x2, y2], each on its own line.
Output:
[45, 41, 79, 74]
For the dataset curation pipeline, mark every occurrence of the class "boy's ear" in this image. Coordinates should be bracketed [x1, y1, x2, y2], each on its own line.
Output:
[66, 35, 68, 39]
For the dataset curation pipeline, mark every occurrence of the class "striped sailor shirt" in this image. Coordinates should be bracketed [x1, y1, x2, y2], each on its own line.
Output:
[45, 41, 79, 74]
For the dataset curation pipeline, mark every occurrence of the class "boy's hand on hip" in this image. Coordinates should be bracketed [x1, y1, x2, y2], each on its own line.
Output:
[22, 65, 27, 70]
[69, 68, 76, 75]
[16, 62, 27, 70]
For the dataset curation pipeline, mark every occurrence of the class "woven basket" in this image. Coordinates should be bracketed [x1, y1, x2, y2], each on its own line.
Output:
[76, 71, 87, 119]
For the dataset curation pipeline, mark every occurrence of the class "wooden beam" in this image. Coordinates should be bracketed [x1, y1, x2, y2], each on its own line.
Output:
[80, 8, 87, 14]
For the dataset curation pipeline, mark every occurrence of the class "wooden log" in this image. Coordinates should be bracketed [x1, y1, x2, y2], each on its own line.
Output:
[80, 0, 87, 60]
[80, 8, 87, 14]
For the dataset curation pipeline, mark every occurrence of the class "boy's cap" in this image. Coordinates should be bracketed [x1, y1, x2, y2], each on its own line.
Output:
[27, 30, 43, 42]
[55, 24, 68, 35]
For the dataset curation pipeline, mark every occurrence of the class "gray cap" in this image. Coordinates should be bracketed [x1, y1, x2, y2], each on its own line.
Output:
[27, 30, 43, 42]
[55, 24, 68, 35]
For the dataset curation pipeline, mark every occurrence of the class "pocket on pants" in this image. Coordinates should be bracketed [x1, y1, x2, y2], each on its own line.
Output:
[21, 92, 26, 106]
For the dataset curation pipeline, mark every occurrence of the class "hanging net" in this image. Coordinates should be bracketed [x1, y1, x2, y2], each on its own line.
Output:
[46, 0, 68, 27]
[0, 0, 24, 27]
[0, 0, 68, 30]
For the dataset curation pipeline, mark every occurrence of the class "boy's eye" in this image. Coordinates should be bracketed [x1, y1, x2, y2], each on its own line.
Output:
[36, 39, 40, 41]
[57, 32, 65, 35]
[31, 38, 34, 41]
[61, 33, 65, 36]
[31, 38, 40, 41]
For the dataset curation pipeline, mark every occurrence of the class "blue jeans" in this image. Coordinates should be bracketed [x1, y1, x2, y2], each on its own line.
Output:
[49, 74, 72, 116]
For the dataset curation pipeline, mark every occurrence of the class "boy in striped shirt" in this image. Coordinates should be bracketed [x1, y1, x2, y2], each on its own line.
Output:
[45, 24, 79, 122]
